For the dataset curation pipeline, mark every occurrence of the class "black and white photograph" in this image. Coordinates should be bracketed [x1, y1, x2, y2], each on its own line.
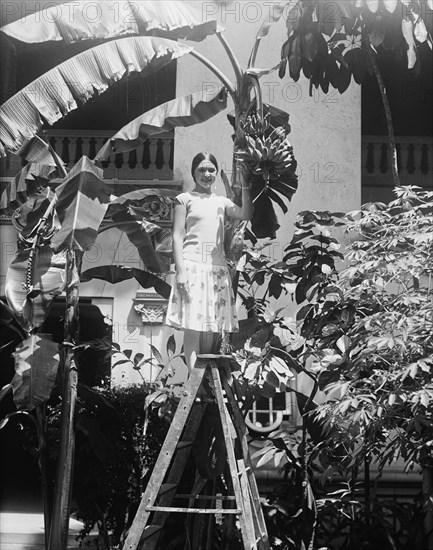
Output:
[0, 1, 432, 549]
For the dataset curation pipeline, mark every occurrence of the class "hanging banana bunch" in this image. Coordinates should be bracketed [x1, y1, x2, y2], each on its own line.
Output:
[238, 113, 298, 238]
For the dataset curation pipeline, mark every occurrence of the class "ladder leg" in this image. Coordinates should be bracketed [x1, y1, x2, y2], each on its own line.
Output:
[123, 365, 207, 550]
[208, 364, 257, 550]
[221, 368, 271, 550]
[146, 403, 207, 550]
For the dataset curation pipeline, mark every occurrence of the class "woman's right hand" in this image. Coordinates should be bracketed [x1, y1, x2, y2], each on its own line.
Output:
[176, 270, 190, 301]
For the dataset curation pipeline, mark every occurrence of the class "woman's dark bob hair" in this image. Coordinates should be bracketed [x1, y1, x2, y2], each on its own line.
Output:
[191, 152, 219, 181]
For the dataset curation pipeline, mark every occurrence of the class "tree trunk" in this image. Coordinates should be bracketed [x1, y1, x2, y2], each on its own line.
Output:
[364, 35, 400, 187]
[48, 249, 82, 550]
[35, 404, 51, 550]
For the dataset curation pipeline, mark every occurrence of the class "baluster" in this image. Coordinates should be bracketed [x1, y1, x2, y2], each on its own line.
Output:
[406, 143, 415, 174]
[128, 149, 137, 170]
[61, 137, 70, 167]
[149, 138, 158, 172]
[88, 137, 96, 160]
[155, 139, 164, 170]
[379, 142, 388, 174]
[74, 137, 83, 163]
[142, 140, 151, 169]
[366, 142, 375, 173]
[101, 138, 110, 169]
[81, 136, 91, 158]
[49, 136, 57, 154]
[114, 152, 124, 169]
[160, 139, 170, 174]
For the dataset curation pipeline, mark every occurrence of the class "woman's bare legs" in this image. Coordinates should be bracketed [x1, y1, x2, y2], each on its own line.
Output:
[183, 330, 217, 373]
[184, 329, 200, 373]
[200, 331, 216, 354]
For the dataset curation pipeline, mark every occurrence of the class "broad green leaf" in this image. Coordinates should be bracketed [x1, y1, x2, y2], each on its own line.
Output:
[51, 157, 111, 252]
[11, 334, 59, 410]
[103, 189, 178, 273]
[166, 335, 176, 358]
[81, 264, 171, 299]
[1, 0, 221, 44]
[256, 448, 276, 469]
[5, 245, 66, 331]
[0, 384, 12, 403]
[0, 163, 57, 212]
[150, 345, 164, 366]
[336, 335, 351, 353]
[10, 188, 56, 238]
[0, 37, 194, 155]
[96, 87, 227, 159]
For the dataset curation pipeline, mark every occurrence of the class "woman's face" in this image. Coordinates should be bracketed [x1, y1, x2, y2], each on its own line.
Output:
[193, 159, 217, 191]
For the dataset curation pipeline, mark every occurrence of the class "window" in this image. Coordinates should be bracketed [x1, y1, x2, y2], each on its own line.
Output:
[246, 392, 294, 434]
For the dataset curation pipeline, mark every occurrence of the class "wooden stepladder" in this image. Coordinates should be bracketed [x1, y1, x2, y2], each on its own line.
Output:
[123, 354, 270, 550]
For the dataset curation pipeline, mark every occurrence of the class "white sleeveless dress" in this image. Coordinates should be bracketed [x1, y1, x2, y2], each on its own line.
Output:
[165, 191, 239, 333]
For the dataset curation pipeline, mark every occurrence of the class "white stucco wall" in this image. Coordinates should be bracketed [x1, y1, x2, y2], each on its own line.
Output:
[175, 0, 361, 240]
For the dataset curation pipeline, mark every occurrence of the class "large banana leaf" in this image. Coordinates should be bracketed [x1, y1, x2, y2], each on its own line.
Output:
[51, 156, 111, 252]
[5, 245, 66, 331]
[0, 136, 66, 211]
[6, 187, 66, 332]
[10, 187, 57, 239]
[1, 0, 221, 44]
[81, 265, 171, 299]
[11, 334, 60, 410]
[15, 135, 65, 167]
[102, 188, 178, 273]
[107, 209, 171, 273]
[95, 87, 228, 159]
[0, 163, 55, 212]
[0, 36, 193, 155]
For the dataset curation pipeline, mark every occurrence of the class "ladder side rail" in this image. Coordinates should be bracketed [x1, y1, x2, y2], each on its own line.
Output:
[209, 363, 257, 550]
[145, 404, 208, 550]
[221, 367, 271, 550]
[123, 365, 206, 550]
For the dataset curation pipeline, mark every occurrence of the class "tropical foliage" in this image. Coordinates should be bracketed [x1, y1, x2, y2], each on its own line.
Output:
[232, 186, 433, 549]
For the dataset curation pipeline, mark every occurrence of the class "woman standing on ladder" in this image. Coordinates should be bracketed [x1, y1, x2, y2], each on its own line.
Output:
[165, 152, 253, 371]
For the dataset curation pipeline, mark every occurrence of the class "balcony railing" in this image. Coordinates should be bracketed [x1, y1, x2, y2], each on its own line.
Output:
[0, 130, 174, 182]
[362, 135, 432, 202]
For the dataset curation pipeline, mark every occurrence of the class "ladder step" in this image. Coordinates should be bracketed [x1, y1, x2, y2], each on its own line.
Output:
[175, 494, 236, 501]
[145, 506, 242, 514]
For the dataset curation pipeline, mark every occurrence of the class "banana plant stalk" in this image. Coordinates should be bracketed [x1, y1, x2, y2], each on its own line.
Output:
[48, 248, 83, 550]
[35, 404, 51, 550]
